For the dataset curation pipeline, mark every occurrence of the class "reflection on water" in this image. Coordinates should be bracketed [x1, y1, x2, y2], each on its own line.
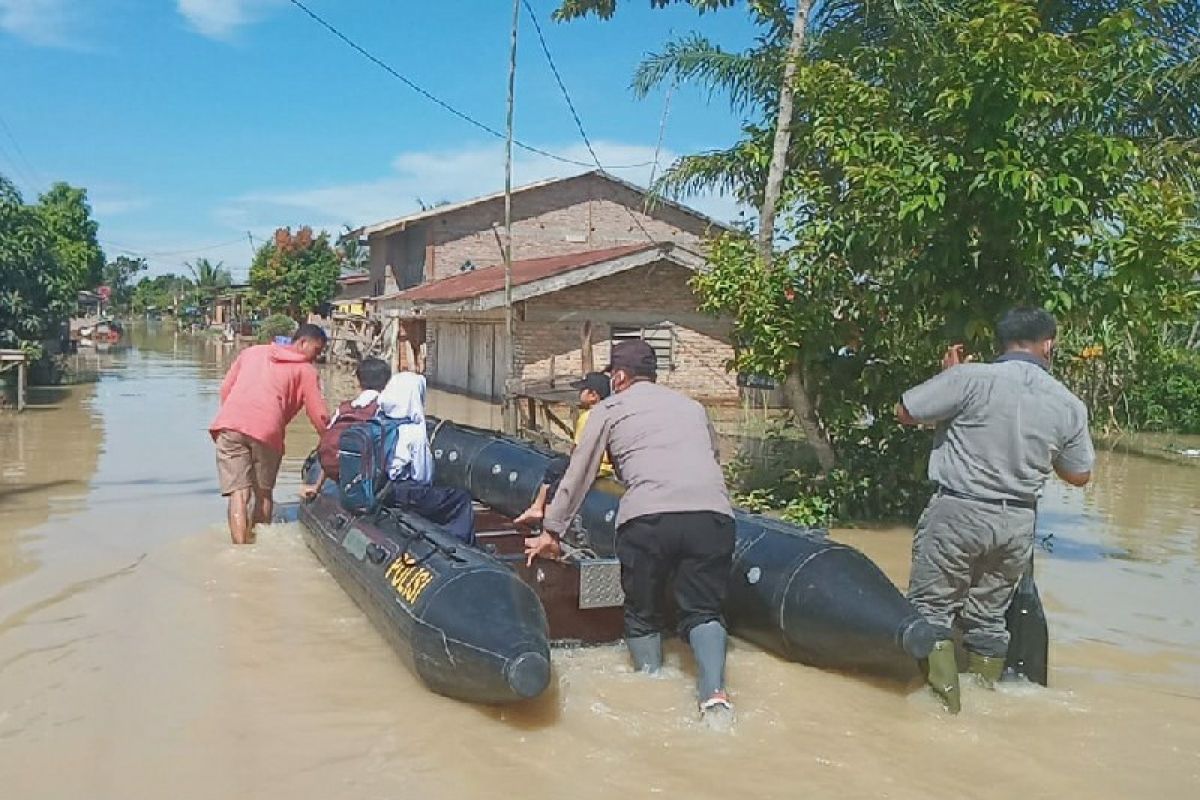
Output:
[0, 325, 1196, 799]
[0, 381, 103, 587]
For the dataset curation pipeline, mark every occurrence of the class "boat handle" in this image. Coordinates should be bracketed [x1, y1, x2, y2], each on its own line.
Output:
[366, 543, 389, 565]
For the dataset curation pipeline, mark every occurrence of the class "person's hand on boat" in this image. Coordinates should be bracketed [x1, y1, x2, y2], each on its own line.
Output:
[299, 484, 319, 502]
[524, 530, 562, 566]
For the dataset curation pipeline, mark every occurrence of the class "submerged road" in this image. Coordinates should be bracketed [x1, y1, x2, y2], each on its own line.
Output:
[0, 327, 1197, 799]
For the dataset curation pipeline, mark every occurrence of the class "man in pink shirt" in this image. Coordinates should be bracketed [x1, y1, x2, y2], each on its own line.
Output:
[210, 324, 330, 544]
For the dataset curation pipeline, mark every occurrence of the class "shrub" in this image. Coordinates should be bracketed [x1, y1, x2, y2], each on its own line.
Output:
[257, 314, 297, 344]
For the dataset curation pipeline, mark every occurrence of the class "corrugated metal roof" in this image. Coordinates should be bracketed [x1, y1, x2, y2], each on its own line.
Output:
[380, 243, 658, 303]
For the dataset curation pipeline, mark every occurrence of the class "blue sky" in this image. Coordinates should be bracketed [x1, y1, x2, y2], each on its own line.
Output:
[0, 0, 757, 279]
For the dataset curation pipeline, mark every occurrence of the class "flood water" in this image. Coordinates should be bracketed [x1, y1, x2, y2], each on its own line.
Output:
[1, 328, 1197, 799]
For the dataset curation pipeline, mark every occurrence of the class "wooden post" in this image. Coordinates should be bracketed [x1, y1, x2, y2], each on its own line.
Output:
[16, 360, 25, 412]
[581, 320, 594, 374]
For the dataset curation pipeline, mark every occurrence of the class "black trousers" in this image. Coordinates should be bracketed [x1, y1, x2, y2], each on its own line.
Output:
[615, 511, 735, 639]
[388, 481, 476, 546]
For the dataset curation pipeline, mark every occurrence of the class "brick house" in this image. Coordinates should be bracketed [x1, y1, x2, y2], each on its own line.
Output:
[357, 171, 739, 403]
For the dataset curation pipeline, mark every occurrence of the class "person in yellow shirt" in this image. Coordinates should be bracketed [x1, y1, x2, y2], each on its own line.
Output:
[515, 372, 612, 526]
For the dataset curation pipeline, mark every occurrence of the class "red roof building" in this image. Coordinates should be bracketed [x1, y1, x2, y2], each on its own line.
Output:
[356, 172, 739, 404]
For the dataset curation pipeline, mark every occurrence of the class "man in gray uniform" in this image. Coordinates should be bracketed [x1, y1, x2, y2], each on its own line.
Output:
[897, 307, 1094, 713]
[524, 340, 737, 724]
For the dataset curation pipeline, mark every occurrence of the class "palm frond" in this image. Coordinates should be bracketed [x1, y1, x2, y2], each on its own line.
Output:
[632, 33, 782, 111]
[653, 140, 770, 205]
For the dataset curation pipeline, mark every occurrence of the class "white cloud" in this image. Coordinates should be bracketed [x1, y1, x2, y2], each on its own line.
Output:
[97, 230, 260, 281]
[216, 140, 746, 234]
[0, 0, 81, 47]
[114, 140, 746, 280]
[89, 185, 149, 217]
[176, 0, 281, 40]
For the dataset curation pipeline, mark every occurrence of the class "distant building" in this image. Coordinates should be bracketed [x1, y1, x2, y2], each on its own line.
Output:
[332, 273, 372, 317]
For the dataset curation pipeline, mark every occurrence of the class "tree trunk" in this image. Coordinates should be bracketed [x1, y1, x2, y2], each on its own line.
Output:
[757, 0, 813, 266]
[756, 0, 836, 473]
[784, 364, 837, 472]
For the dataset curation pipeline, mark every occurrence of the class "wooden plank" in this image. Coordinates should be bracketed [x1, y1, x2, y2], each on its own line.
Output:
[581, 320, 594, 374]
[542, 403, 574, 439]
[492, 327, 509, 403]
[468, 324, 496, 398]
[440, 322, 471, 393]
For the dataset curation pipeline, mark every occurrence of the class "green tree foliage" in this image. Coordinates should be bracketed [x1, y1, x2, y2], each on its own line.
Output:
[131, 273, 194, 313]
[582, 0, 1200, 521]
[257, 313, 298, 344]
[36, 182, 105, 292]
[0, 176, 70, 357]
[102, 255, 148, 311]
[249, 227, 339, 320]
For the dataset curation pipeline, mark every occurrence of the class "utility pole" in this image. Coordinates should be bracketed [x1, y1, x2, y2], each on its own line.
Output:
[502, 0, 520, 434]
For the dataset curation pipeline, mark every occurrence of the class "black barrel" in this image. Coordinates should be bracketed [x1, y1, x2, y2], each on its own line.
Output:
[298, 459, 551, 703]
[428, 419, 935, 675]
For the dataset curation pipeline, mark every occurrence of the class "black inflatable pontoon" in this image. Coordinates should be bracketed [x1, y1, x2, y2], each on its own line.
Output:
[299, 450, 627, 704]
[428, 419, 936, 675]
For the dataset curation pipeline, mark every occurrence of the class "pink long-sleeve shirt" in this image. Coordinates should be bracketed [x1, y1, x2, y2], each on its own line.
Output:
[209, 344, 330, 454]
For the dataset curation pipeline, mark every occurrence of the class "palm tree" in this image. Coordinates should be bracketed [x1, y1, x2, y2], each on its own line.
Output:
[337, 224, 369, 274]
[186, 258, 233, 294]
[632, 1, 1200, 204]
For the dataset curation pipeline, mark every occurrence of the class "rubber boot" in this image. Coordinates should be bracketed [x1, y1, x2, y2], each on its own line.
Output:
[626, 633, 663, 673]
[687, 621, 729, 702]
[924, 640, 961, 714]
[966, 651, 1005, 689]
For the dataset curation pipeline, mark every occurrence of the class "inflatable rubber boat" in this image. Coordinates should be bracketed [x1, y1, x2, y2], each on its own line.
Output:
[296, 419, 937, 704]
[428, 420, 936, 676]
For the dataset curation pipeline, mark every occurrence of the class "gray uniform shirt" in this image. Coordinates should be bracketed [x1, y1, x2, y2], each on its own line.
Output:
[543, 380, 733, 534]
[901, 357, 1095, 504]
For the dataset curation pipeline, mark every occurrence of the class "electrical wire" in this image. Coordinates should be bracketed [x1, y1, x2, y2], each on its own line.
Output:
[284, 0, 652, 171]
[0, 113, 44, 190]
[521, 0, 658, 244]
[101, 237, 248, 258]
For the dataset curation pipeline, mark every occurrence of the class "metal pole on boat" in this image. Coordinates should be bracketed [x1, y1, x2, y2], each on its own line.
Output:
[502, 0, 520, 434]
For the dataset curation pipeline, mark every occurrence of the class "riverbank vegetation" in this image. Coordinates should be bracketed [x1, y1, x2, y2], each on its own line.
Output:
[0, 175, 105, 362]
[563, 0, 1200, 524]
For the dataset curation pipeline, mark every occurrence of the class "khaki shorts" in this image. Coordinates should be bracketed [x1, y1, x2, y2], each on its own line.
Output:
[214, 430, 283, 495]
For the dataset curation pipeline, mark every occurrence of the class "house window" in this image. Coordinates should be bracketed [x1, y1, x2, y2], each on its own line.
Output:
[610, 324, 675, 372]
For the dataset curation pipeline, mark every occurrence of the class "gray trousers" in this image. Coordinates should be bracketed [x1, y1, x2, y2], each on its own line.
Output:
[907, 493, 1035, 657]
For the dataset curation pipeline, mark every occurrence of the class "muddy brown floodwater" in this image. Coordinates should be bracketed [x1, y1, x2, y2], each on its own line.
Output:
[1, 327, 1197, 799]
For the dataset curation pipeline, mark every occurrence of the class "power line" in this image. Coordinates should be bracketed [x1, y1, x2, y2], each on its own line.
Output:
[283, 0, 653, 171]
[522, 0, 657, 244]
[647, 81, 675, 194]
[0, 113, 44, 190]
[101, 237, 248, 259]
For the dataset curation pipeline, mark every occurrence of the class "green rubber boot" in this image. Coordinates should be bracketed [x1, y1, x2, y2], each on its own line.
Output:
[924, 640, 961, 714]
[966, 651, 1005, 689]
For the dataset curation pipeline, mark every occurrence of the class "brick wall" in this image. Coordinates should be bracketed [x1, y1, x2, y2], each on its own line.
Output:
[513, 261, 739, 402]
[372, 173, 720, 283]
